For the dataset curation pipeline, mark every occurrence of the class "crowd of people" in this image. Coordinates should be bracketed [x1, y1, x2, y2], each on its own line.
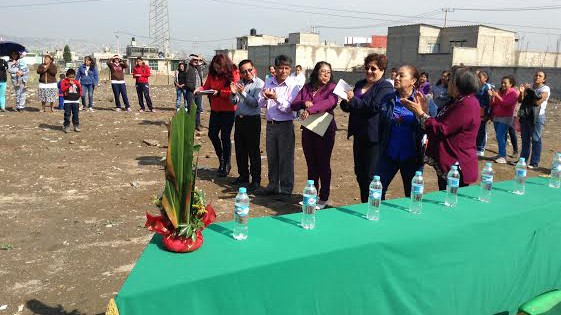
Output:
[0, 50, 553, 203]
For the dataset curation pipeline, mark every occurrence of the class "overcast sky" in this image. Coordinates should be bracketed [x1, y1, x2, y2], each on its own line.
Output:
[1, 0, 560, 56]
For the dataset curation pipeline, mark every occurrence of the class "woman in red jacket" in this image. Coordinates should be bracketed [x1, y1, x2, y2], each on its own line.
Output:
[196, 54, 235, 177]
[132, 57, 154, 112]
[403, 66, 481, 190]
[489, 75, 519, 164]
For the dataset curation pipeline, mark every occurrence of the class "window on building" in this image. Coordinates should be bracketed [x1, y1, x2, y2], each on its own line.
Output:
[170, 60, 180, 71]
[449, 40, 467, 50]
[148, 60, 159, 71]
[427, 43, 440, 53]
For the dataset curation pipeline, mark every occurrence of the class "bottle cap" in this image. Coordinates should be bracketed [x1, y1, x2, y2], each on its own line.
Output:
[307, 179, 314, 185]
[519, 158, 525, 162]
[373, 175, 380, 180]
[415, 171, 422, 176]
[239, 187, 247, 193]
[485, 162, 492, 167]
[451, 165, 458, 170]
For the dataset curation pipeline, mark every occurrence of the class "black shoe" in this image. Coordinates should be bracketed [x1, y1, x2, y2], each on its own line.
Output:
[231, 177, 250, 185]
[247, 181, 260, 192]
[218, 159, 225, 173]
[223, 163, 231, 176]
[275, 193, 292, 202]
[256, 187, 277, 196]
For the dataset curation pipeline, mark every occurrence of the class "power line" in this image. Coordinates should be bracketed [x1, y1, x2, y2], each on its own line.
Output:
[452, 5, 561, 11]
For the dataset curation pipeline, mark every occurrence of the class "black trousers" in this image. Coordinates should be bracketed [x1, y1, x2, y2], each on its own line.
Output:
[353, 136, 381, 203]
[136, 83, 153, 110]
[63, 102, 79, 127]
[208, 111, 235, 164]
[234, 115, 261, 183]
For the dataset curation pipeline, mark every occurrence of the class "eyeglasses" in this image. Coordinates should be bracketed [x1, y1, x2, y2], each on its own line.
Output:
[240, 68, 254, 74]
[320, 69, 331, 75]
[365, 66, 379, 72]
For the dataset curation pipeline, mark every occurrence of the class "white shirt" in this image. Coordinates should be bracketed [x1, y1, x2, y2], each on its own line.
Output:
[290, 73, 306, 90]
[536, 85, 550, 116]
[85, 66, 90, 76]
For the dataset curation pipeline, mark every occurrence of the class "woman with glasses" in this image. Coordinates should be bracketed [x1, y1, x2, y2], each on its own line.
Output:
[403, 66, 481, 190]
[290, 61, 337, 209]
[340, 54, 394, 203]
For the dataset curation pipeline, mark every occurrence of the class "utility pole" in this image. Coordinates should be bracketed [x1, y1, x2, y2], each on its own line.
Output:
[149, 0, 171, 57]
[442, 8, 455, 27]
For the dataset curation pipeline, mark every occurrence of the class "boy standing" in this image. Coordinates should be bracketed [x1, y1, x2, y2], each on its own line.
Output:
[60, 69, 83, 133]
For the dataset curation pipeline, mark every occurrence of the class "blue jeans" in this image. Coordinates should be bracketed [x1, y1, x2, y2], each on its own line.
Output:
[476, 120, 487, 152]
[186, 89, 203, 127]
[520, 115, 545, 167]
[81, 84, 94, 108]
[111, 83, 129, 109]
[0, 82, 6, 110]
[176, 88, 187, 109]
[493, 122, 510, 158]
[378, 156, 424, 199]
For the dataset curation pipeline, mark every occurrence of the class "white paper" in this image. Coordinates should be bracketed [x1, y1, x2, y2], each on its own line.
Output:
[333, 79, 352, 99]
[300, 112, 334, 137]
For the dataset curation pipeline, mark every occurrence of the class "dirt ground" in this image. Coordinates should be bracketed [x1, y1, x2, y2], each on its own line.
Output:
[0, 77, 559, 315]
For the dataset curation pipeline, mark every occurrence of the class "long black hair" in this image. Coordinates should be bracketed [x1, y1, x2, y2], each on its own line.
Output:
[84, 56, 96, 68]
[308, 61, 333, 90]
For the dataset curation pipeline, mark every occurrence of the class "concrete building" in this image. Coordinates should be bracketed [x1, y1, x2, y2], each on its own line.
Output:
[217, 30, 386, 76]
[387, 23, 561, 96]
[94, 38, 183, 75]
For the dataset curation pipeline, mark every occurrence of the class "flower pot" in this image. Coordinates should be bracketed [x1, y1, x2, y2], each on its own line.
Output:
[162, 230, 204, 253]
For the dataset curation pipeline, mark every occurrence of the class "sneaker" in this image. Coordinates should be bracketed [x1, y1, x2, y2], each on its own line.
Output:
[317, 200, 328, 209]
[139, 109, 145, 113]
[80, 106, 86, 111]
[477, 151, 485, 157]
[150, 108, 157, 112]
[74, 126, 81, 132]
[126, 108, 132, 112]
[114, 108, 122, 112]
[63, 126, 70, 133]
[495, 157, 507, 164]
[0, 108, 5, 112]
[88, 107, 94, 112]
[528, 164, 536, 169]
[247, 181, 260, 192]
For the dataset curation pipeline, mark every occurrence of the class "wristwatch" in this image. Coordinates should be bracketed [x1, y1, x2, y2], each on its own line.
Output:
[420, 113, 430, 126]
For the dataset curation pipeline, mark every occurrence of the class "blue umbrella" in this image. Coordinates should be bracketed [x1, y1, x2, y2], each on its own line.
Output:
[0, 41, 26, 56]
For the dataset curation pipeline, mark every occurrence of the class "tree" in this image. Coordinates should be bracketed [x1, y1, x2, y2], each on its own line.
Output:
[63, 45, 72, 63]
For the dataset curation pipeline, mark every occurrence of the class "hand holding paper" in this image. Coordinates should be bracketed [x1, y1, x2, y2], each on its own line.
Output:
[333, 79, 353, 99]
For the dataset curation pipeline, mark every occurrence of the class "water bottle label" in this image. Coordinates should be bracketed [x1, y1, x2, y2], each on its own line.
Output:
[235, 205, 249, 217]
[303, 195, 317, 206]
[369, 189, 382, 200]
[516, 169, 527, 177]
[412, 183, 424, 194]
[482, 175, 493, 184]
[448, 177, 460, 188]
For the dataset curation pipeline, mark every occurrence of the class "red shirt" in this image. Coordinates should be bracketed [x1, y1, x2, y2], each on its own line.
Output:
[424, 94, 481, 184]
[491, 87, 518, 118]
[202, 75, 235, 112]
[132, 64, 151, 84]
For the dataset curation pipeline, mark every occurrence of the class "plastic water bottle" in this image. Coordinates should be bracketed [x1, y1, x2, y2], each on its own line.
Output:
[367, 176, 382, 221]
[514, 158, 527, 195]
[233, 187, 249, 240]
[301, 180, 317, 229]
[410, 171, 424, 214]
[479, 162, 494, 202]
[549, 153, 561, 189]
[444, 165, 460, 207]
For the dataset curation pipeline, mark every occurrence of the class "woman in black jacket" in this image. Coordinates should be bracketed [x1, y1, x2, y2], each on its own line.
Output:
[340, 53, 394, 203]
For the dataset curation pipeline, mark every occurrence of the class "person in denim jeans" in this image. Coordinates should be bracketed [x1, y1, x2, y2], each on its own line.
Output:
[489, 75, 519, 164]
[475, 71, 493, 156]
[0, 58, 7, 112]
[185, 55, 205, 130]
[518, 71, 550, 168]
[175, 62, 188, 110]
[7, 51, 29, 111]
[76, 56, 99, 111]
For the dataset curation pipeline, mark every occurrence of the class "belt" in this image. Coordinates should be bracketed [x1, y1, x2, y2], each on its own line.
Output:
[267, 120, 292, 124]
[236, 114, 260, 119]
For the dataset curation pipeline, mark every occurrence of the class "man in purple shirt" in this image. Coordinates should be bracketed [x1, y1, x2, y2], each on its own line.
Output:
[257, 55, 300, 199]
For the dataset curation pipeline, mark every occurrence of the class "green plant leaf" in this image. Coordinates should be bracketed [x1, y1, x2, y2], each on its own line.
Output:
[162, 101, 198, 228]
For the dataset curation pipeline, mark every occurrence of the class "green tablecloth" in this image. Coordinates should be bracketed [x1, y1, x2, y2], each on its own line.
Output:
[114, 177, 561, 314]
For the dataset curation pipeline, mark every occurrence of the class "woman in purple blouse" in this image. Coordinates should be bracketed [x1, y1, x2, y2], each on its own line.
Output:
[291, 61, 338, 209]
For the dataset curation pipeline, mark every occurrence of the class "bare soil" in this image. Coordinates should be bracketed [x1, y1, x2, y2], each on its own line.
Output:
[0, 78, 559, 314]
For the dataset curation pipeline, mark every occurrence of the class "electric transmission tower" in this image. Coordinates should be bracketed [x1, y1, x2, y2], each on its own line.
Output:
[149, 0, 170, 57]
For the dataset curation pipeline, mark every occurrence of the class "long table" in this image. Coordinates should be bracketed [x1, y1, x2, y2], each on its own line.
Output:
[111, 177, 561, 314]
